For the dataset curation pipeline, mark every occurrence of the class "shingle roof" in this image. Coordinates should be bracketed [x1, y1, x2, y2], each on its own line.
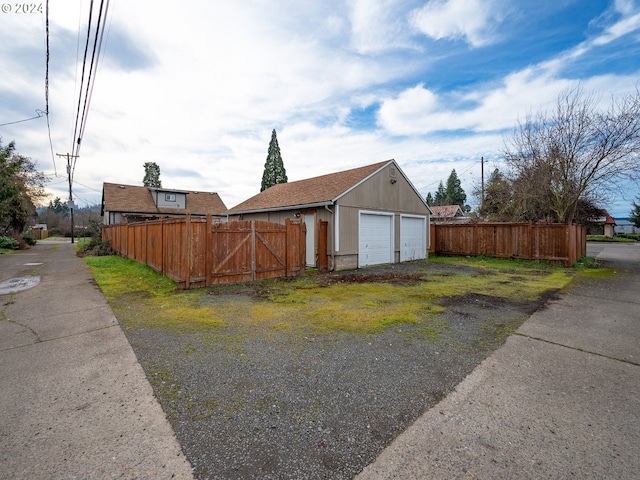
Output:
[102, 183, 227, 215]
[591, 209, 616, 225]
[430, 205, 465, 217]
[228, 160, 392, 213]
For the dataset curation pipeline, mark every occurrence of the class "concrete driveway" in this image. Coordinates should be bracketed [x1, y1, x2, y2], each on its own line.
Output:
[0, 240, 194, 479]
[358, 242, 640, 479]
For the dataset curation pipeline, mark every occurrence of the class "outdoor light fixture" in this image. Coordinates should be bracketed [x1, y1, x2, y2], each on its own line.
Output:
[390, 178, 397, 184]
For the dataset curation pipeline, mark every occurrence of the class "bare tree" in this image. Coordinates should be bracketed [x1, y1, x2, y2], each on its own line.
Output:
[503, 85, 640, 224]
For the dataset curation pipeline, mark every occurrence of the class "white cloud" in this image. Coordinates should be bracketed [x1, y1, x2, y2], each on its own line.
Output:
[410, 0, 501, 47]
[1, 0, 638, 220]
[377, 84, 440, 134]
[349, 0, 415, 53]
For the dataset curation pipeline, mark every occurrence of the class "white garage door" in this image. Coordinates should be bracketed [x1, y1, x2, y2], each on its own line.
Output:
[359, 212, 394, 267]
[400, 215, 427, 262]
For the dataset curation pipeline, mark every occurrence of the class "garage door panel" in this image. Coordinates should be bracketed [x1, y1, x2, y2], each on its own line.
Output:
[359, 212, 393, 267]
[400, 216, 426, 262]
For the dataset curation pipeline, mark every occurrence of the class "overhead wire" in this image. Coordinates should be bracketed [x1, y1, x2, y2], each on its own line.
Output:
[0, 110, 46, 127]
[417, 158, 482, 192]
[70, 0, 95, 162]
[76, 0, 110, 162]
[44, 0, 56, 175]
[68, 0, 110, 193]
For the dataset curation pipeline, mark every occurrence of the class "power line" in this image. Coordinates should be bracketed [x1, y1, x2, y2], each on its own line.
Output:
[71, 0, 110, 163]
[71, 0, 94, 157]
[44, 0, 56, 176]
[73, 180, 102, 193]
[0, 110, 46, 127]
[417, 158, 482, 192]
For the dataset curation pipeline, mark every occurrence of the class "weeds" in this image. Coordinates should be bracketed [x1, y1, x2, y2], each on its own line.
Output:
[86, 255, 576, 335]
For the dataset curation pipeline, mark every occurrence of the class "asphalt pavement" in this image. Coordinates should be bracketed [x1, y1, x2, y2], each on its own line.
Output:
[1, 239, 638, 479]
[358, 242, 640, 479]
[0, 239, 194, 479]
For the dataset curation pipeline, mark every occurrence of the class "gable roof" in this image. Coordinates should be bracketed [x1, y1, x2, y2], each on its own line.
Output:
[589, 209, 616, 225]
[430, 205, 465, 218]
[101, 182, 227, 216]
[229, 160, 421, 214]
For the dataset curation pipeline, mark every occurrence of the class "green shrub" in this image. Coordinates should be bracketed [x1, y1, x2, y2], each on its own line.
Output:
[586, 235, 635, 243]
[22, 232, 36, 246]
[76, 236, 113, 257]
[617, 233, 640, 241]
[0, 236, 20, 250]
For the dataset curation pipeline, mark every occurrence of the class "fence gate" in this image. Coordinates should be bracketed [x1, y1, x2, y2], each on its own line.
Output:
[208, 219, 305, 285]
[103, 216, 306, 288]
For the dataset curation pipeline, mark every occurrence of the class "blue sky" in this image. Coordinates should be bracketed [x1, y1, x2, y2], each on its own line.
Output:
[1, 0, 639, 218]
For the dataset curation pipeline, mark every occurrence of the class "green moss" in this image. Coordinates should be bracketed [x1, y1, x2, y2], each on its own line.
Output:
[579, 267, 617, 278]
[86, 253, 576, 336]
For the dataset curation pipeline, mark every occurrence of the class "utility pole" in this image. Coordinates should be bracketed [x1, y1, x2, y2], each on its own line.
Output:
[480, 156, 485, 211]
[56, 153, 79, 243]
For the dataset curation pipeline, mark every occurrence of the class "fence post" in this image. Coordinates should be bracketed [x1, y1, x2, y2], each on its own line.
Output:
[206, 214, 213, 287]
[160, 218, 165, 277]
[318, 220, 328, 272]
[124, 219, 129, 258]
[144, 221, 148, 264]
[185, 214, 191, 290]
[474, 222, 479, 256]
[285, 218, 290, 277]
[529, 221, 534, 261]
[251, 220, 257, 281]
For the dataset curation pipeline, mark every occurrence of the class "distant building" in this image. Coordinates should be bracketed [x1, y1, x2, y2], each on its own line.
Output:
[429, 205, 469, 224]
[101, 183, 227, 225]
[586, 209, 616, 237]
[615, 219, 639, 235]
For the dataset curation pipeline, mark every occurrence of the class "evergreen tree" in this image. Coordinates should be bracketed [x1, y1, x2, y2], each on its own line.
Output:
[425, 192, 434, 206]
[476, 168, 514, 220]
[48, 197, 70, 216]
[143, 162, 162, 188]
[445, 169, 468, 209]
[433, 181, 447, 206]
[630, 195, 640, 228]
[260, 129, 288, 192]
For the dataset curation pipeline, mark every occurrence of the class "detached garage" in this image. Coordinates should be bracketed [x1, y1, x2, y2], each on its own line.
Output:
[227, 159, 432, 271]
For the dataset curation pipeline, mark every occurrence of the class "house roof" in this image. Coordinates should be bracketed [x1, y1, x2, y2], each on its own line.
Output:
[430, 205, 465, 217]
[102, 183, 227, 216]
[590, 209, 616, 225]
[228, 160, 398, 214]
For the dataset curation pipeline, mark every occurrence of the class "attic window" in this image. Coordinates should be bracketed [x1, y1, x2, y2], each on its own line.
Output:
[165, 193, 176, 202]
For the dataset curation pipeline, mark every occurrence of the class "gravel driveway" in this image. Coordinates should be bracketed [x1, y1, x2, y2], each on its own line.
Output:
[119, 261, 556, 479]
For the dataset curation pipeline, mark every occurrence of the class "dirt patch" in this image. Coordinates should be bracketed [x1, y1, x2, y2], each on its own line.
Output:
[324, 271, 425, 284]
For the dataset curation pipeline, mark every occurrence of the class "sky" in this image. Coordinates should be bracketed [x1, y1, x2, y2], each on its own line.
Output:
[1, 0, 640, 219]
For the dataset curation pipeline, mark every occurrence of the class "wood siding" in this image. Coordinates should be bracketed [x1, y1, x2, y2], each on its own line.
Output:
[336, 164, 429, 258]
[103, 216, 306, 288]
[429, 222, 586, 266]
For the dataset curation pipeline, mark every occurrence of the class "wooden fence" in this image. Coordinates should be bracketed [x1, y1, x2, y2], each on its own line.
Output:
[429, 222, 586, 266]
[102, 215, 306, 289]
[31, 229, 50, 240]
